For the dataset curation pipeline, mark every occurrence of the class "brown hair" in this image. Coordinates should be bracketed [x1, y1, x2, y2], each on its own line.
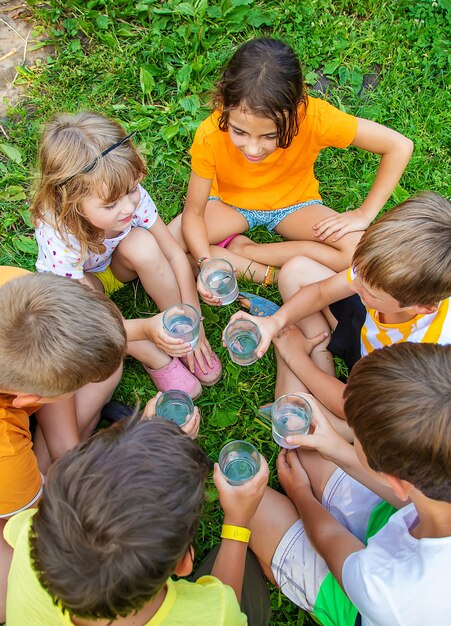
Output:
[353, 192, 451, 307]
[213, 38, 307, 149]
[0, 272, 126, 396]
[30, 417, 211, 620]
[30, 111, 147, 256]
[344, 343, 451, 502]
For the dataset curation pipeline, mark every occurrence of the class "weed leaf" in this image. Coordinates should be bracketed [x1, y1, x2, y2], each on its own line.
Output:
[0, 144, 23, 164]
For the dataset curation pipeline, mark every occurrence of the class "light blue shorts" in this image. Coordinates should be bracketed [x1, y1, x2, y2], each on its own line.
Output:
[208, 197, 322, 231]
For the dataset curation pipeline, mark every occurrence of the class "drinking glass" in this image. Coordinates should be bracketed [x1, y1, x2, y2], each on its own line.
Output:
[162, 304, 200, 351]
[200, 258, 239, 305]
[271, 394, 312, 449]
[224, 319, 261, 366]
[218, 440, 261, 486]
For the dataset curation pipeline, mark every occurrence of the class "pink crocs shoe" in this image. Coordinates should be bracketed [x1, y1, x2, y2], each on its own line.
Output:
[143, 357, 202, 400]
[180, 351, 222, 387]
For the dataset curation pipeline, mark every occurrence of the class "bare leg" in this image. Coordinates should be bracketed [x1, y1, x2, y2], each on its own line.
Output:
[33, 365, 123, 474]
[110, 228, 182, 309]
[249, 487, 299, 585]
[278, 256, 336, 374]
[168, 215, 278, 285]
[127, 339, 171, 370]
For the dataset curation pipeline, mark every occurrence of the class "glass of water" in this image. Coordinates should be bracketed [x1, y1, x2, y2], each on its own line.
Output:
[218, 440, 261, 486]
[224, 319, 261, 366]
[271, 394, 312, 449]
[200, 258, 239, 305]
[162, 304, 200, 351]
[155, 390, 194, 426]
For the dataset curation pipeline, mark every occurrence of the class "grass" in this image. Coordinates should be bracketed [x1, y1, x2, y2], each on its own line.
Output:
[0, 0, 450, 623]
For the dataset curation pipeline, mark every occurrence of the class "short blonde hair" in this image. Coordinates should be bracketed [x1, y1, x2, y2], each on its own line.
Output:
[0, 273, 126, 397]
[30, 111, 147, 257]
[353, 192, 451, 307]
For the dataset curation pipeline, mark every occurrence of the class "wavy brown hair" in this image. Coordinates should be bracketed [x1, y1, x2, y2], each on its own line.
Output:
[30, 111, 147, 256]
[212, 38, 307, 149]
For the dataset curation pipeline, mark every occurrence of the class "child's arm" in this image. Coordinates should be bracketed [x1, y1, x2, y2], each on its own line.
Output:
[285, 397, 406, 509]
[273, 327, 346, 418]
[314, 119, 414, 241]
[211, 457, 269, 602]
[182, 172, 214, 263]
[227, 269, 352, 356]
[277, 449, 363, 589]
[35, 397, 80, 462]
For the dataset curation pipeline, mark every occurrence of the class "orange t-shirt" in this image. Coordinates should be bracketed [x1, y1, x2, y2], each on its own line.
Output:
[0, 266, 42, 516]
[190, 97, 358, 211]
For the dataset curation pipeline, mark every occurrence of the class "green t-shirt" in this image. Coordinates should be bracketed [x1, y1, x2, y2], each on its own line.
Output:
[5, 509, 247, 626]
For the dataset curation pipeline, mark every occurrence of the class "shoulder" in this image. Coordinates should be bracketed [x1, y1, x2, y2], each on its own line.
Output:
[4, 509, 35, 549]
[0, 266, 31, 288]
[193, 111, 222, 143]
[172, 576, 246, 624]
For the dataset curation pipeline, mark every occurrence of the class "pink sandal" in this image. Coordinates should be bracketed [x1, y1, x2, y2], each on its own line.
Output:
[143, 357, 202, 399]
[180, 351, 222, 386]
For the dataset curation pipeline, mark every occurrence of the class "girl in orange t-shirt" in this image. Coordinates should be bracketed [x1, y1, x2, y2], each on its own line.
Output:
[170, 38, 413, 301]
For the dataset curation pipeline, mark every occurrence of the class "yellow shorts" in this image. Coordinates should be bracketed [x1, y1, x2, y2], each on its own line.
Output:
[91, 266, 125, 296]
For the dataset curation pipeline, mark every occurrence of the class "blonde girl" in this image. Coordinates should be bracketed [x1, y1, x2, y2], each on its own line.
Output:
[171, 38, 413, 298]
[31, 112, 221, 396]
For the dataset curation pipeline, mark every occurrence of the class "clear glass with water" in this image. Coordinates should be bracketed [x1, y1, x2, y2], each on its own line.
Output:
[224, 319, 261, 366]
[155, 390, 194, 426]
[271, 394, 313, 449]
[200, 259, 239, 305]
[218, 440, 261, 486]
[162, 304, 200, 351]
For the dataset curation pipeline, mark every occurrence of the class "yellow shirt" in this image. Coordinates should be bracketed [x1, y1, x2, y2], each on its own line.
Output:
[190, 97, 358, 211]
[5, 510, 247, 626]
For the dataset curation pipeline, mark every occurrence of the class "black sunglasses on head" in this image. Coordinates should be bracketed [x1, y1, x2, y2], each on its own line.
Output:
[67, 131, 137, 180]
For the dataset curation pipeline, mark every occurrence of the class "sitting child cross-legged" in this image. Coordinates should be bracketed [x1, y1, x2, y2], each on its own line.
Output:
[31, 111, 222, 398]
[249, 342, 451, 625]
[4, 414, 271, 626]
[232, 192, 451, 432]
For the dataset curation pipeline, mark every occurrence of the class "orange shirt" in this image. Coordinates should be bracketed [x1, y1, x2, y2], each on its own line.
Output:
[190, 97, 358, 211]
[0, 266, 42, 515]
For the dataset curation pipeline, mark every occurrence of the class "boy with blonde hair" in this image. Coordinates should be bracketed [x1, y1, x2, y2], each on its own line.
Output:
[232, 192, 451, 422]
[0, 267, 127, 621]
[249, 342, 451, 625]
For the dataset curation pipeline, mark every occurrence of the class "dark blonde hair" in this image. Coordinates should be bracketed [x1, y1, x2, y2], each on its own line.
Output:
[0, 272, 126, 396]
[213, 38, 307, 149]
[353, 192, 451, 307]
[345, 343, 451, 502]
[30, 111, 147, 256]
[30, 417, 211, 620]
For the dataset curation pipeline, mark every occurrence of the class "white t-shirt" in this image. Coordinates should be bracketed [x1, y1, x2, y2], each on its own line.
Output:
[342, 503, 451, 625]
[35, 184, 158, 279]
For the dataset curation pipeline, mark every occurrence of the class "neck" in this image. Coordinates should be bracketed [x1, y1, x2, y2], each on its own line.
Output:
[71, 585, 167, 626]
[378, 309, 416, 325]
[409, 491, 451, 540]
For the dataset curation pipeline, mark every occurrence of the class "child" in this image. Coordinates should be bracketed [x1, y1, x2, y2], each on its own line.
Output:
[0, 267, 127, 621]
[5, 415, 270, 625]
[231, 192, 451, 422]
[248, 342, 451, 625]
[172, 37, 413, 290]
[31, 111, 222, 396]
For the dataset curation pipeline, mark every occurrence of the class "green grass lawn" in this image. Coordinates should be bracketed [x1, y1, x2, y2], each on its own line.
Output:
[0, 1, 449, 623]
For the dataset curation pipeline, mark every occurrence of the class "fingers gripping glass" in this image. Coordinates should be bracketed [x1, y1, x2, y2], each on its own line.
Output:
[71, 131, 137, 178]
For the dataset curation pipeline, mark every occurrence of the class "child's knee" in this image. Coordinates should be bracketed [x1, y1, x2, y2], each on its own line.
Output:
[119, 228, 163, 264]
[279, 256, 316, 296]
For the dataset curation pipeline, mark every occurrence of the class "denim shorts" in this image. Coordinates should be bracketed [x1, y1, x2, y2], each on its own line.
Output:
[208, 197, 322, 231]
